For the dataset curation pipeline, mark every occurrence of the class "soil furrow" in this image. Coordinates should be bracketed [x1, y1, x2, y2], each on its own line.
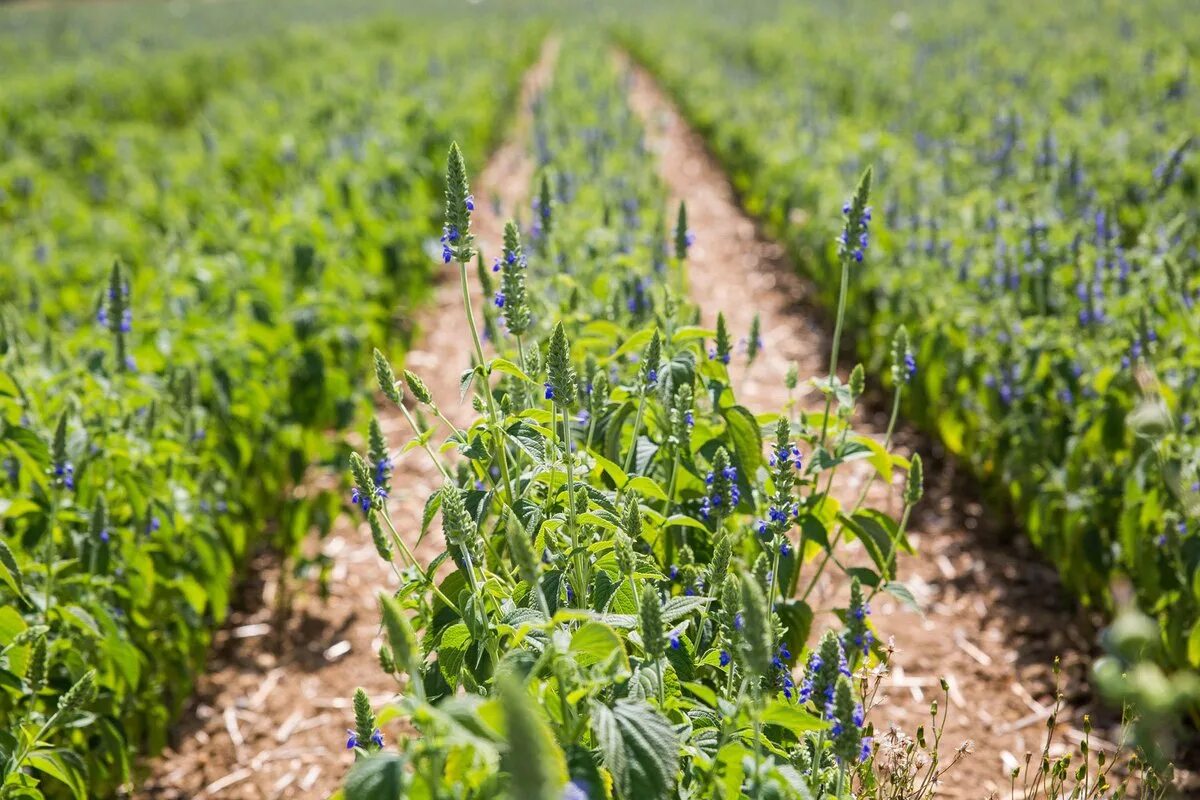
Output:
[623, 60, 1113, 794]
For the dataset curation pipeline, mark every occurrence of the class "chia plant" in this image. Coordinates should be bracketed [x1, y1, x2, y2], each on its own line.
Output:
[342, 44, 923, 800]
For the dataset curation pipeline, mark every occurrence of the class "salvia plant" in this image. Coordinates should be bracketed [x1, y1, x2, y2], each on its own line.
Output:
[341, 45, 931, 800]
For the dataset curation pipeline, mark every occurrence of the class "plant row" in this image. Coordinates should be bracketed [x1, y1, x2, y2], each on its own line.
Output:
[337, 40, 949, 800]
[617, 0, 1200, 682]
[0, 19, 539, 799]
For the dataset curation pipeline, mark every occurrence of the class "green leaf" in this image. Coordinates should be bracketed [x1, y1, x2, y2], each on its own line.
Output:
[437, 623, 471, 685]
[775, 600, 813, 665]
[882, 581, 922, 615]
[1189, 621, 1200, 669]
[660, 596, 711, 623]
[492, 357, 536, 384]
[760, 701, 826, 736]
[838, 509, 911, 580]
[606, 328, 655, 362]
[670, 326, 715, 343]
[0, 499, 40, 520]
[624, 476, 668, 502]
[570, 622, 627, 669]
[27, 750, 87, 800]
[344, 753, 408, 800]
[592, 700, 679, 800]
[849, 433, 895, 481]
[420, 492, 443, 543]
[0, 540, 25, 600]
[720, 405, 763, 477]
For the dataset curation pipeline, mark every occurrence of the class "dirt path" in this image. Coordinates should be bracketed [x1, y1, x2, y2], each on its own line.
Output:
[137, 38, 558, 800]
[624, 62, 1119, 794]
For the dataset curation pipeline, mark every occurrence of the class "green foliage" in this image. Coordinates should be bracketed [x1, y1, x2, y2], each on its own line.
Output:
[0, 10, 540, 795]
[618, 0, 1200, 736]
[343, 39, 917, 800]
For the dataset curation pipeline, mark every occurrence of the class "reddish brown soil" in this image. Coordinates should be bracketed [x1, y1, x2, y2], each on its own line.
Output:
[136, 38, 559, 800]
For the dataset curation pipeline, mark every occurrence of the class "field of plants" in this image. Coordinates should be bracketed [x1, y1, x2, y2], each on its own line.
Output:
[0, 0, 1197, 798]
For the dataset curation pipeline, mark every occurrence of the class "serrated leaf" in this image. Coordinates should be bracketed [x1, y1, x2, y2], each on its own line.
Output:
[437, 623, 471, 685]
[592, 700, 679, 800]
[660, 595, 711, 623]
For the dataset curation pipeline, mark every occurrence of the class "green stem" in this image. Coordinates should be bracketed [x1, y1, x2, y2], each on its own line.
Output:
[752, 711, 764, 800]
[867, 503, 913, 604]
[398, 405, 453, 481]
[458, 259, 516, 504]
[819, 256, 851, 448]
[562, 404, 588, 607]
[662, 451, 680, 565]
[379, 512, 459, 613]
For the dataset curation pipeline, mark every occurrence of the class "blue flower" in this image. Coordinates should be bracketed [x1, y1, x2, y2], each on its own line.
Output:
[370, 728, 385, 748]
[54, 461, 74, 490]
[147, 516, 160, 533]
[719, 650, 731, 667]
[492, 257, 501, 272]
[734, 612, 744, 631]
[852, 704, 864, 727]
[494, 291, 506, 308]
[465, 195, 475, 212]
[647, 369, 658, 385]
[669, 634, 681, 650]
[544, 382, 555, 400]
[346, 730, 358, 750]
[374, 457, 392, 487]
[860, 736, 873, 762]
[442, 244, 452, 263]
[780, 541, 791, 557]
[684, 410, 694, 427]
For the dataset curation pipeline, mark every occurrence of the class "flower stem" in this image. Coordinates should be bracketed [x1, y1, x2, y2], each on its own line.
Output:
[562, 404, 588, 607]
[819, 256, 851, 448]
[378, 512, 459, 613]
[458, 259, 516, 504]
